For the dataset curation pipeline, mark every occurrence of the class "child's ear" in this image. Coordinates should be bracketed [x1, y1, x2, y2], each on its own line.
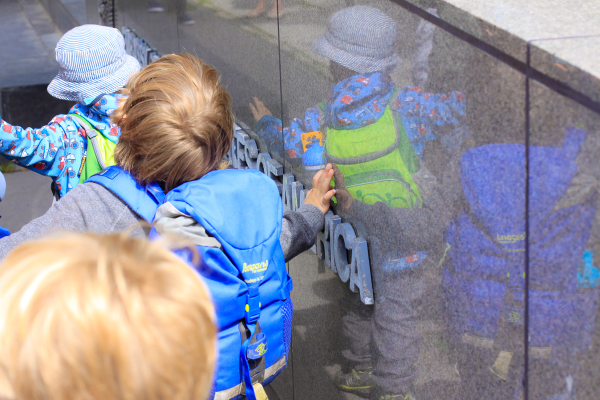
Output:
[111, 101, 127, 124]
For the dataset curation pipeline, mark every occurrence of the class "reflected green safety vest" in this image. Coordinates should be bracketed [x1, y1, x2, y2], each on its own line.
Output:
[71, 114, 117, 184]
[323, 102, 422, 209]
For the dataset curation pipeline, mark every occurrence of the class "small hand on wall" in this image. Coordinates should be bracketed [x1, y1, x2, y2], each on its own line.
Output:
[332, 164, 353, 212]
[303, 163, 335, 214]
[249, 97, 272, 122]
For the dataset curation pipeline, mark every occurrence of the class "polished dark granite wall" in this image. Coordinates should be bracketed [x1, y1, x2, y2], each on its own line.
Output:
[88, 1, 600, 398]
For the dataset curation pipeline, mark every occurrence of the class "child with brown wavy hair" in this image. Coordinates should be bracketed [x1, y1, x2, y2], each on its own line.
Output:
[111, 53, 235, 192]
[0, 232, 216, 400]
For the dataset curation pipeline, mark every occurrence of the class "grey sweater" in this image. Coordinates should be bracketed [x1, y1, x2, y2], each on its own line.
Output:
[0, 182, 325, 262]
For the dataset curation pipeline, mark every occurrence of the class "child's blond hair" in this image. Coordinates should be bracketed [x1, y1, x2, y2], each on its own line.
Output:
[0, 232, 216, 400]
[112, 53, 234, 192]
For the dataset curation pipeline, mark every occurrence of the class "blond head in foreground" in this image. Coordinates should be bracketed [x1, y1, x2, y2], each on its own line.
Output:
[112, 53, 235, 192]
[0, 232, 216, 400]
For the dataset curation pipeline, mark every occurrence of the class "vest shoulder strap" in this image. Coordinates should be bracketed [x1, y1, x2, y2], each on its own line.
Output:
[86, 166, 165, 222]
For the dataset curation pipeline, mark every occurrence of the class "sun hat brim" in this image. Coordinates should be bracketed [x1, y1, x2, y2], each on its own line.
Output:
[312, 35, 402, 75]
[47, 54, 141, 103]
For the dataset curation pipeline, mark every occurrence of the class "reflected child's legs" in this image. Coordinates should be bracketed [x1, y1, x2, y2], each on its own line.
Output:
[370, 267, 425, 396]
[336, 297, 375, 396]
[342, 300, 374, 371]
[337, 267, 425, 399]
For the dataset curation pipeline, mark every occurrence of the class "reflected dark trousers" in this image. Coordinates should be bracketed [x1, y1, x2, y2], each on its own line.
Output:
[342, 266, 426, 393]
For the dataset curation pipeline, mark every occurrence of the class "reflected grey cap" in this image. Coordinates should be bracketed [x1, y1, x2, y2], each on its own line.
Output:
[312, 6, 401, 74]
[48, 24, 141, 103]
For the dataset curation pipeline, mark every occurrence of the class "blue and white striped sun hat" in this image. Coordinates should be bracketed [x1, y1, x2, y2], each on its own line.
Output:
[312, 6, 401, 74]
[48, 24, 141, 103]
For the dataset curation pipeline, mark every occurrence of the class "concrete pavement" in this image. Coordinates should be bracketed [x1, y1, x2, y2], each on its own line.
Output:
[0, 0, 62, 89]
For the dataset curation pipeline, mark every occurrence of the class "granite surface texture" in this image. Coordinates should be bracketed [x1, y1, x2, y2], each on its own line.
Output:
[78, 0, 600, 398]
[403, 0, 600, 105]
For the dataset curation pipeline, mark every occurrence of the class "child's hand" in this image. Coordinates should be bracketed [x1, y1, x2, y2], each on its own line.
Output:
[333, 164, 353, 212]
[249, 97, 273, 122]
[303, 163, 335, 214]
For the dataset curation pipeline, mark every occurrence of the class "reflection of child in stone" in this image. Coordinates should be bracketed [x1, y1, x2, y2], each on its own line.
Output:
[247, 0, 283, 19]
[251, 6, 466, 400]
[0, 232, 217, 400]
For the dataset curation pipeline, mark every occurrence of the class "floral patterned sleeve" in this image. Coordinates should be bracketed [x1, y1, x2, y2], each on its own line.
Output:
[0, 114, 87, 191]
[394, 87, 466, 159]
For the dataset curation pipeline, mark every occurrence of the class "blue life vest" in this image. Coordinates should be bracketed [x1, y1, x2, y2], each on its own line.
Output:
[87, 167, 293, 400]
[442, 126, 599, 353]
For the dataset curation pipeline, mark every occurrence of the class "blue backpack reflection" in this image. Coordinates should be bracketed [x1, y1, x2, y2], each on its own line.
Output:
[443, 126, 598, 399]
[0, 171, 9, 238]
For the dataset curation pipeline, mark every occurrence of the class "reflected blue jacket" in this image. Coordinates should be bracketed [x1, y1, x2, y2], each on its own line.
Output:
[0, 93, 122, 197]
[442, 127, 599, 352]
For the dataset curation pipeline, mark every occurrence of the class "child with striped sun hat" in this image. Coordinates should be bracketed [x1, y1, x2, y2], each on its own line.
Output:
[0, 24, 141, 199]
